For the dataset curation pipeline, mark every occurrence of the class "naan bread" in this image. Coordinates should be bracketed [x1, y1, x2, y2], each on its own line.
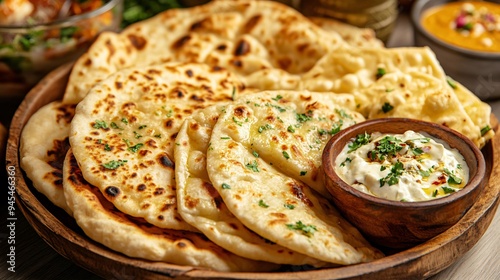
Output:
[205, 96, 383, 264]
[63, 149, 279, 272]
[69, 62, 245, 230]
[309, 17, 384, 48]
[63, 0, 346, 104]
[175, 103, 325, 266]
[358, 71, 486, 148]
[20, 101, 75, 215]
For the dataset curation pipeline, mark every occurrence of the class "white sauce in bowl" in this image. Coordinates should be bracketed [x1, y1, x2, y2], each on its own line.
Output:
[334, 131, 469, 202]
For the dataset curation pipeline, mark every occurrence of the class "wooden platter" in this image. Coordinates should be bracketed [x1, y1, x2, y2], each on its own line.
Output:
[6, 62, 500, 279]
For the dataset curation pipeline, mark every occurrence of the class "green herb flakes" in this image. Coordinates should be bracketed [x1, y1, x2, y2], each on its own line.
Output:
[127, 143, 144, 153]
[348, 132, 371, 153]
[299, 170, 307, 176]
[246, 160, 260, 172]
[272, 94, 283, 101]
[222, 183, 231, 189]
[446, 76, 458, 89]
[481, 125, 491, 136]
[376, 67, 386, 79]
[258, 200, 269, 208]
[381, 102, 394, 113]
[102, 160, 128, 170]
[286, 221, 317, 237]
[258, 124, 272, 133]
[442, 186, 456, 194]
[284, 204, 295, 210]
[93, 120, 108, 129]
[282, 151, 290, 159]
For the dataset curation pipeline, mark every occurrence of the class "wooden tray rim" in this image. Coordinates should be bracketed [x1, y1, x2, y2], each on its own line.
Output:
[6, 62, 500, 279]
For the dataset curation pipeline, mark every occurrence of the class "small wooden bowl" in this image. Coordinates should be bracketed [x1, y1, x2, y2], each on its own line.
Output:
[322, 118, 487, 249]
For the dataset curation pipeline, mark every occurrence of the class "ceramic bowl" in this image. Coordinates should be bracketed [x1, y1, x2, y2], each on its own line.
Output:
[322, 118, 486, 249]
[0, 0, 123, 97]
[411, 0, 500, 100]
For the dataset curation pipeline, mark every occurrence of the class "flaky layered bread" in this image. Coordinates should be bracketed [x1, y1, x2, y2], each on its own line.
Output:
[63, 0, 347, 104]
[63, 149, 280, 272]
[69, 62, 246, 230]
[20, 101, 76, 215]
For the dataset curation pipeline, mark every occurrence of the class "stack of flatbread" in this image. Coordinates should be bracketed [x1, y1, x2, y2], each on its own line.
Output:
[19, 0, 494, 272]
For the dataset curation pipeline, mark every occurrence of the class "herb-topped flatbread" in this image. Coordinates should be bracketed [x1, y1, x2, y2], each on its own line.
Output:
[204, 91, 383, 265]
[63, 0, 346, 104]
[20, 101, 76, 215]
[69, 62, 246, 230]
[63, 149, 280, 272]
[175, 102, 326, 266]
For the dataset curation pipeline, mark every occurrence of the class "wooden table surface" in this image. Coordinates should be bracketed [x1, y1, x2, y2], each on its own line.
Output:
[1, 10, 499, 280]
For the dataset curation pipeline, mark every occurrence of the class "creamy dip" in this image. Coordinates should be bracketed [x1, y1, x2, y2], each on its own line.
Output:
[335, 131, 469, 202]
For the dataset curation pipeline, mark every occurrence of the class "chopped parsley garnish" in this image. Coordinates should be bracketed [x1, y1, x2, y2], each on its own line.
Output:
[442, 186, 456, 194]
[284, 203, 295, 210]
[282, 151, 290, 159]
[138, 125, 147, 129]
[348, 132, 371, 153]
[245, 160, 260, 172]
[444, 169, 462, 185]
[287, 125, 295, 133]
[412, 147, 424, 156]
[296, 111, 313, 123]
[376, 67, 386, 79]
[110, 122, 122, 129]
[102, 159, 128, 170]
[299, 170, 307, 176]
[481, 125, 491, 136]
[271, 104, 286, 113]
[252, 151, 259, 158]
[340, 157, 352, 167]
[369, 135, 403, 161]
[104, 144, 111, 151]
[121, 117, 129, 124]
[258, 124, 272, 133]
[419, 168, 432, 178]
[222, 183, 231, 189]
[335, 109, 351, 119]
[127, 143, 144, 153]
[133, 131, 142, 139]
[272, 94, 283, 101]
[286, 221, 317, 237]
[258, 200, 269, 208]
[232, 116, 244, 126]
[381, 102, 394, 113]
[221, 136, 230, 140]
[446, 76, 458, 89]
[379, 161, 404, 187]
[154, 134, 161, 138]
[432, 189, 438, 197]
[93, 120, 108, 129]
[60, 26, 78, 42]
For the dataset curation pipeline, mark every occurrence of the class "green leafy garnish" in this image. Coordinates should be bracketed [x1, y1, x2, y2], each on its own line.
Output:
[246, 160, 260, 172]
[110, 122, 122, 129]
[258, 124, 272, 133]
[284, 204, 295, 210]
[481, 125, 491, 136]
[127, 143, 144, 153]
[221, 136, 230, 140]
[444, 169, 462, 185]
[446, 76, 458, 89]
[348, 132, 371, 153]
[299, 170, 307, 176]
[252, 151, 259, 158]
[282, 151, 290, 159]
[93, 120, 108, 129]
[272, 95, 283, 101]
[233, 116, 243, 126]
[340, 157, 352, 167]
[381, 102, 394, 113]
[379, 161, 404, 187]
[287, 125, 295, 133]
[134, 131, 142, 139]
[60, 26, 78, 42]
[104, 144, 111, 151]
[376, 67, 386, 79]
[296, 111, 312, 123]
[442, 186, 456, 194]
[432, 189, 438, 197]
[102, 160, 128, 170]
[121, 117, 129, 124]
[258, 200, 269, 208]
[286, 221, 317, 237]
[369, 135, 403, 161]
[138, 125, 147, 130]
[222, 183, 231, 189]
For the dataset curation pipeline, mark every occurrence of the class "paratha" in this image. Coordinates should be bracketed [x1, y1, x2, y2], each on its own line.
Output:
[69, 62, 246, 230]
[63, 0, 346, 104]
[205, 97, 383, 264]
[63, 149, 279, 272]
[175, 102, 324, 266]
[20, 101, 75, 215]
[358, 71, 487, 148]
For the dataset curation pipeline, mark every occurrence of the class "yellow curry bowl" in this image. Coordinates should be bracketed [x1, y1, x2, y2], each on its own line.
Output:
[411, 0, 500, 100]
[321, 118, 487, 249]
